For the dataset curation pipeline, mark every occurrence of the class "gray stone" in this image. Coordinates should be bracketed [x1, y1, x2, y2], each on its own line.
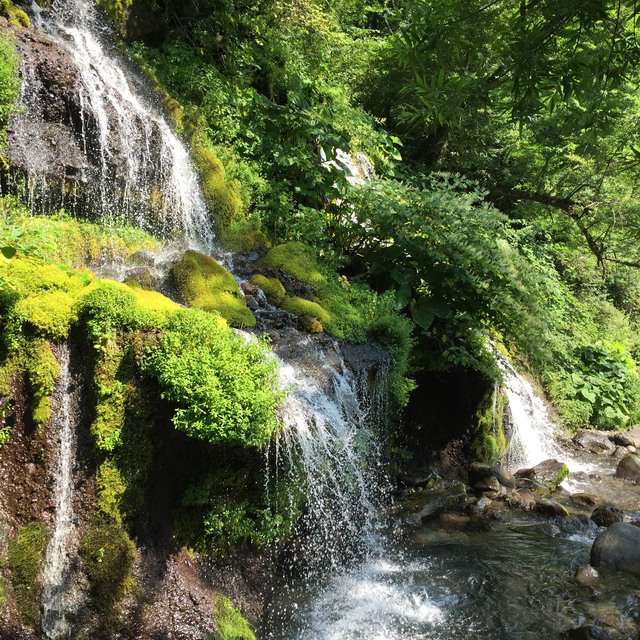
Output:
[574, 430, 616, 455]
[534, 499, 569, 518]
[515, 459, 569, 493]
[574, 565, 599, 588]
[615, 453, 640, 482]
[591, 522, 640, 575]
[609, 432, 637, 448]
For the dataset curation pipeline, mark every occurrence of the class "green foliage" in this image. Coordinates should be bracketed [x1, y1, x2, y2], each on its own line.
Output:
[472, 386, 508, 465]
[79, 520, 136, 612]
[141, 309, 281, 447]
[0, 30, 19, 150]
[7, 522, 48, 627]
[281, 296, 332, 328]
[213, 595, 256, 640]
[171, 250, 256, 328]
[25, 339, 59, 428]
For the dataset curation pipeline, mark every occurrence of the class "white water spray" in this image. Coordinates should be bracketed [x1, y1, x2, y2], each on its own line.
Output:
[41, 344, 76, 640]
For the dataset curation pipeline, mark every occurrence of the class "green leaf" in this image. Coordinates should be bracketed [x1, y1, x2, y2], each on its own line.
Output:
[1, 246, 16, 260]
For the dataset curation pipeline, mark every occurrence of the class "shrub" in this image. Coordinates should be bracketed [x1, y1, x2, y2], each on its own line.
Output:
[141, 309, 281, 447]
[7, 522, 48, 627]
[171, 250, 256, 328]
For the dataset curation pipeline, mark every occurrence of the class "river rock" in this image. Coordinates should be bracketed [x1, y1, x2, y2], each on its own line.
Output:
[590, 505, 624, 528]
[609, 432, 638, 448]
[438, 512, 471, 531]
[573, 430, 616, 455]
[515, 459, 569, 493]
[574, 565, 599, 588]
[615, 453, 640, 482]
[506, 489, 536, 511]
[473, 475, 501, 494]
[570, 493, 600, 508]
[534, 498, 569, 518]
[591, 522, 640, 575]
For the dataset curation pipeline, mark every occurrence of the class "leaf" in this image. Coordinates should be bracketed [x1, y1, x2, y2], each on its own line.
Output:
[410, 298, 435, 330]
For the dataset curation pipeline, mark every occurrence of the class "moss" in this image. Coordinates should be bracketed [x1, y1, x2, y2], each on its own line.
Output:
[96, 0, 132, 35]
[249, 274, 286, 305]
[192, 142, 243, 229]
[0, 201, 160, 268]
[171, 250, 256, 328]
[220, 217, 270, 253]
[25, 339, 60, 428]
[282, 296, 331, 327]
[260, 242, 327, 292]
[0, 2, 29, 29]
[96, 460, 127, 525]
[7, 521, 48, 627]
[79, 521, 136, 612]
[472, 385, 508, 465]
[0, 354, 18, 446]
[213, 595, 256, 640]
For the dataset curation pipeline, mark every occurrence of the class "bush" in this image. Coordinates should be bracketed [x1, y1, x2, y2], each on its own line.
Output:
[141, 309, 281, 447]
[7, 522, 48, 627]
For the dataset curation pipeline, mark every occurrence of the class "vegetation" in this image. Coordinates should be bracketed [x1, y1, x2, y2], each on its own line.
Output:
[213, 594, 256, 640]
[0, 30, 18, 151]
[7, 521, 48, 627]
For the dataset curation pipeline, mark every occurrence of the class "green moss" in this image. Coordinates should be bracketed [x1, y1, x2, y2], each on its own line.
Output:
[96, 460, 127, 525]
[25, 339, 59, 428]
[250, 275, 286, 305]
[0, 354, 18, 447]
[96, 0, 132, 35]
[220, 217, 270, 253]
[0, 1, 30, 27]
[0, 32, 19, 152]
[260, 242, 327, 292]
[7, 521, 48, 627]
[213, 595, 256, 640]
[0, 201, 160, 268]
[192, 142, 243, 229]
[472, 385, 508, 465]
[79, 521, 136, 612]
[141, 309, 281, 447]
[171, 250, 255, 328]
[281, 296, 331, 327]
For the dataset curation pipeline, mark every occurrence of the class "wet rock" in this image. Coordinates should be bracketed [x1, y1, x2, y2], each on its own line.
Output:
[468, 462, 494, 484]
[129, 250, 157, 267]
[438, 512, 471, 531]
[570, 493, 600, 508]
[535, 498, 569, 518]
[591, 522, 640, 575]
[515, 459, 569, 494]
[241, 281, 259, 297]
[590, 505, 624, 528]
[609, 432, 638, 448]
[561, 626, 612, 640]
[615, 453, 640, 482]
[470, 496, 493, 516]
[493, 467, 516, 489]
[574, 565, 599, 588]
[473, 475, 501, 494]
[301, 315, 324, 334]
[574, 430, 616, 455]
[506, 489, 536, 511]
[407, 496, 447, 525]
[124, 268, 156, 290]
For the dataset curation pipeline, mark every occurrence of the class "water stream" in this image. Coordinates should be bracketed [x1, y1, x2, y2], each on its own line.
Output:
[41, 344, 77, 640]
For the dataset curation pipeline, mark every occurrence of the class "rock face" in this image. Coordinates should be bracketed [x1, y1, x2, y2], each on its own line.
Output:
[615, 454, 640, 482]
[573, 430, 616, 455]
[591, 522, 640, 575]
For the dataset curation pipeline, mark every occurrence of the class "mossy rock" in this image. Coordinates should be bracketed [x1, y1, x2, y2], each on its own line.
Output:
[7, 521, 48, 627]
[212, 594, 256, 640]
[249, 274, 286, 305]
[171, 250, 256, 328]
[25, 339, 60, 428]
[79, 521, 136, 612]
[472, 386, 508, 465]
[260, 242, 327, 293]
[281, 296, 331, 328]
[0, 0, 30, 27]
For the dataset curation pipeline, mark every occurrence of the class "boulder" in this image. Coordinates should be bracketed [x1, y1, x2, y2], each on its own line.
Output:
[473, 476, 501, 494]
[438, 512, 471, 531]
[615, 453, 640, 482]
[609, 432, 638, 448]
[591, 522, 640, 575]
[515, 459, 569, 494]
[590, 505, 624, 528]
[506, 489, 536, 511]
[493, 467, 516, 489]
[573, 430, 616, 455]
[534, 499, 569, 518]
[574, 565, 599, 588]
[570, 493, 600, 508]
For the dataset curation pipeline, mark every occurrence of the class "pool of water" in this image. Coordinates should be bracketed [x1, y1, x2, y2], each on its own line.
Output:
[263, 518, 640, 640]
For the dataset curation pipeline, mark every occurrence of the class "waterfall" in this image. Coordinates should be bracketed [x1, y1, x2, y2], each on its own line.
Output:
[273, 337, 388, 576]
[12, 0, 214, 248]
[41, 344, 77, 640]
[495, 352, 562, 470]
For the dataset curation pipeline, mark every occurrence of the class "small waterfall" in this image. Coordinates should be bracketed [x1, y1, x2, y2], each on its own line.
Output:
[495, 352, 561, 470]
[41, 344, 77, 640]
[11, 0, 214, 248]
[273, 337, 388, 576]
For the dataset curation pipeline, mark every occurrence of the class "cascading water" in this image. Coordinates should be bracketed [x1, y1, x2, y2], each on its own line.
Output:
[41, 344, 77, 640]
[11, 0, 214, 248]
[495, 352, 562, 471]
